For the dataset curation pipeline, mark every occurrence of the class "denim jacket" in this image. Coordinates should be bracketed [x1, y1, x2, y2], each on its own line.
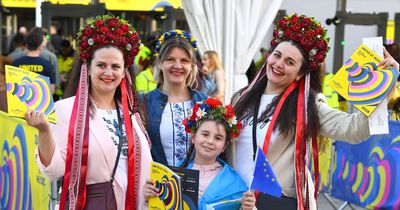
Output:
[139, 87, 207, 165]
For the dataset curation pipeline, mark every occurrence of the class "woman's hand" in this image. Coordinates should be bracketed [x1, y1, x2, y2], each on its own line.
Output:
[379, 47, 399, 70]
[25, 110, 55, 166]
[25, 110, 50, 132]
[379, 47, 399, 100]
[241, 191, 256, 210]
[143, 179, 159, 205]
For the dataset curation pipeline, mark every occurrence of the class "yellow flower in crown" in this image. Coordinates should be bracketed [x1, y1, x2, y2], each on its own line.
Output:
[155, 29, 197, 53]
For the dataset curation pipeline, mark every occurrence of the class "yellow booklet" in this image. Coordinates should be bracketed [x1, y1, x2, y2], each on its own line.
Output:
[5, 65, 57, 123]
[149, 161, 182, 210]
[328, 44, 399, 116]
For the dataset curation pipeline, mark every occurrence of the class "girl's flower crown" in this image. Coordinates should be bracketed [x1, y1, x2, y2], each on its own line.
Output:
[271, 14, 330, 70]
[155, 29, 197, 53]
[183, 98, 243, 139]
[77, 15, 141, 67]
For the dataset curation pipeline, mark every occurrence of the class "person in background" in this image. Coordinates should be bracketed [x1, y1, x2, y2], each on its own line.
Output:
[195, 51, 216, 96]
[25, 15, 152, 210]
[8, 33, 26, 60]
[255, 47, 268, 71]
[144, 98, 255, 210]
[11, 27, 61, 95]
[55, 39, 75, 100]
[7, 26, 28, 54]
[135, 51, 157, 93]
[320, 62, 339, 109]
[202, 51, 225, 101]
[230, 14, 399, 209]
[140, 29, 207, 167]
[0, 56, 13, 112]
[12, 28, 56, 93]
[50, 24, 62, 55]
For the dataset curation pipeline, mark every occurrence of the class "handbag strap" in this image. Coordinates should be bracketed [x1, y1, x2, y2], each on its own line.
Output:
[111, 97, 123, 181]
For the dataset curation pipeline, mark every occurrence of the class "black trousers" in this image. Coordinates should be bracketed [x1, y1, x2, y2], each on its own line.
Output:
[256, 193, 298, 210]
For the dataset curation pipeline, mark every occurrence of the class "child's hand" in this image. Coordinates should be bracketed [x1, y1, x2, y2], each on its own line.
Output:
[143, 179, 159, 204]
[241, 191, 256, 210]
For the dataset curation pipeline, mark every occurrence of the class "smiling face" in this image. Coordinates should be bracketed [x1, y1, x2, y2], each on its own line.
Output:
[159, 47, 192, 87]
[192, 120, 227, 165]
[266, 41, 305, 94]
[89, 46, 125, 98]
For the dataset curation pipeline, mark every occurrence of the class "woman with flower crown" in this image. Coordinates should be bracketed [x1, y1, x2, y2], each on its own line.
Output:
[230, 14, 399, 209]
[140, 30, 208, 167]
[25, 15, 152, 210]
[144, 98, 256, 210]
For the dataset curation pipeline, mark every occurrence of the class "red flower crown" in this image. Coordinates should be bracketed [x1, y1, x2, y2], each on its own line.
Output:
[183, 98, 243, 139]
[271, 14, 330, 70]
[77, 15, 140, 67]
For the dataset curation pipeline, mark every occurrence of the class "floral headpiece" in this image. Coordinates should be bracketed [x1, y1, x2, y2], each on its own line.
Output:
[77, 15, 140, 67]
[183, 98, 243, 139]
[271, 14, 330, 70]
[155, 29, 197, 53]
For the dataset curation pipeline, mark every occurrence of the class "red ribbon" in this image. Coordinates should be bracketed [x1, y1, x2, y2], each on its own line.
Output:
[121, 79, 137, 209]
[262, 81, 299, 154]
[59, 91, 78, 210]
[295, 78, 305, 210]
[60, 75, 90, 210]
[77, 104, 90, 209]
[259, 78, 318, 209]
[312, 130, 319, 200]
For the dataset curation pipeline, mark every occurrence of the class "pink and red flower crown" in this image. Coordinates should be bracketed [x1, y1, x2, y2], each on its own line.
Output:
[183, 98, 243, 139]
[77, 15, 140, 67]
[271, 14, 330, 70]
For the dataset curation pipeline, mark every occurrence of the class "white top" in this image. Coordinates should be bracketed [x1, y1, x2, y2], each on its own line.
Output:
[98, 108, 128, 190]
[160, 101, 192, 166]
[236, 94, 278, 186]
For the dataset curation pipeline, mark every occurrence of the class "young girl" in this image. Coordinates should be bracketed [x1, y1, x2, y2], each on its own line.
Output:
[144, 98, 255, 210]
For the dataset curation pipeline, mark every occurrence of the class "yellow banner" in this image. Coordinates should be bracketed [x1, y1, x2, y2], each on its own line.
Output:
[2, 0, 181, 10]
[0, 111, 50, 210]
[386, 20, 395, 44]
[2, 0, 90, 7]
[99, 0, 182, 11]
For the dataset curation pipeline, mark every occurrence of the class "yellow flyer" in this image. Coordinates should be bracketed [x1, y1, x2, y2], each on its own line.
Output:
[5, 65, 56, 123]
[149, 161, 182, 210]
[328, 44, 399, 116]
[0, 111, 51, 210]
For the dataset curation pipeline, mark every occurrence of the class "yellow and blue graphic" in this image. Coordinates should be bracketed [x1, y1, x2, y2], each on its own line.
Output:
[0, 111, 50, 210]
[331, 120, 400, 209]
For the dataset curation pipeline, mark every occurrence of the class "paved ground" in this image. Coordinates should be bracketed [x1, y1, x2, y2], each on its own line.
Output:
[318, 193, 367, 210]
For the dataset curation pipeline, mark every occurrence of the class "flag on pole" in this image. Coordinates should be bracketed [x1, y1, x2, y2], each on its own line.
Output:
[250, 147, 282, 198]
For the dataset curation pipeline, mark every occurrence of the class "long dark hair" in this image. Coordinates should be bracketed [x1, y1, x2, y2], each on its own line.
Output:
[234, 40, 322, 139]
[180, 119, 233, 168]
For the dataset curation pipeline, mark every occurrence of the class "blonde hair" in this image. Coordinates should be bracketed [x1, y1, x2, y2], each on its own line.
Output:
[156, 38, 197, 87]
[204, 51, 223, 71]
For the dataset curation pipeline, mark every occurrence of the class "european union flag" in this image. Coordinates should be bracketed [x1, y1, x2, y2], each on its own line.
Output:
[250, 147, 282, 198]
